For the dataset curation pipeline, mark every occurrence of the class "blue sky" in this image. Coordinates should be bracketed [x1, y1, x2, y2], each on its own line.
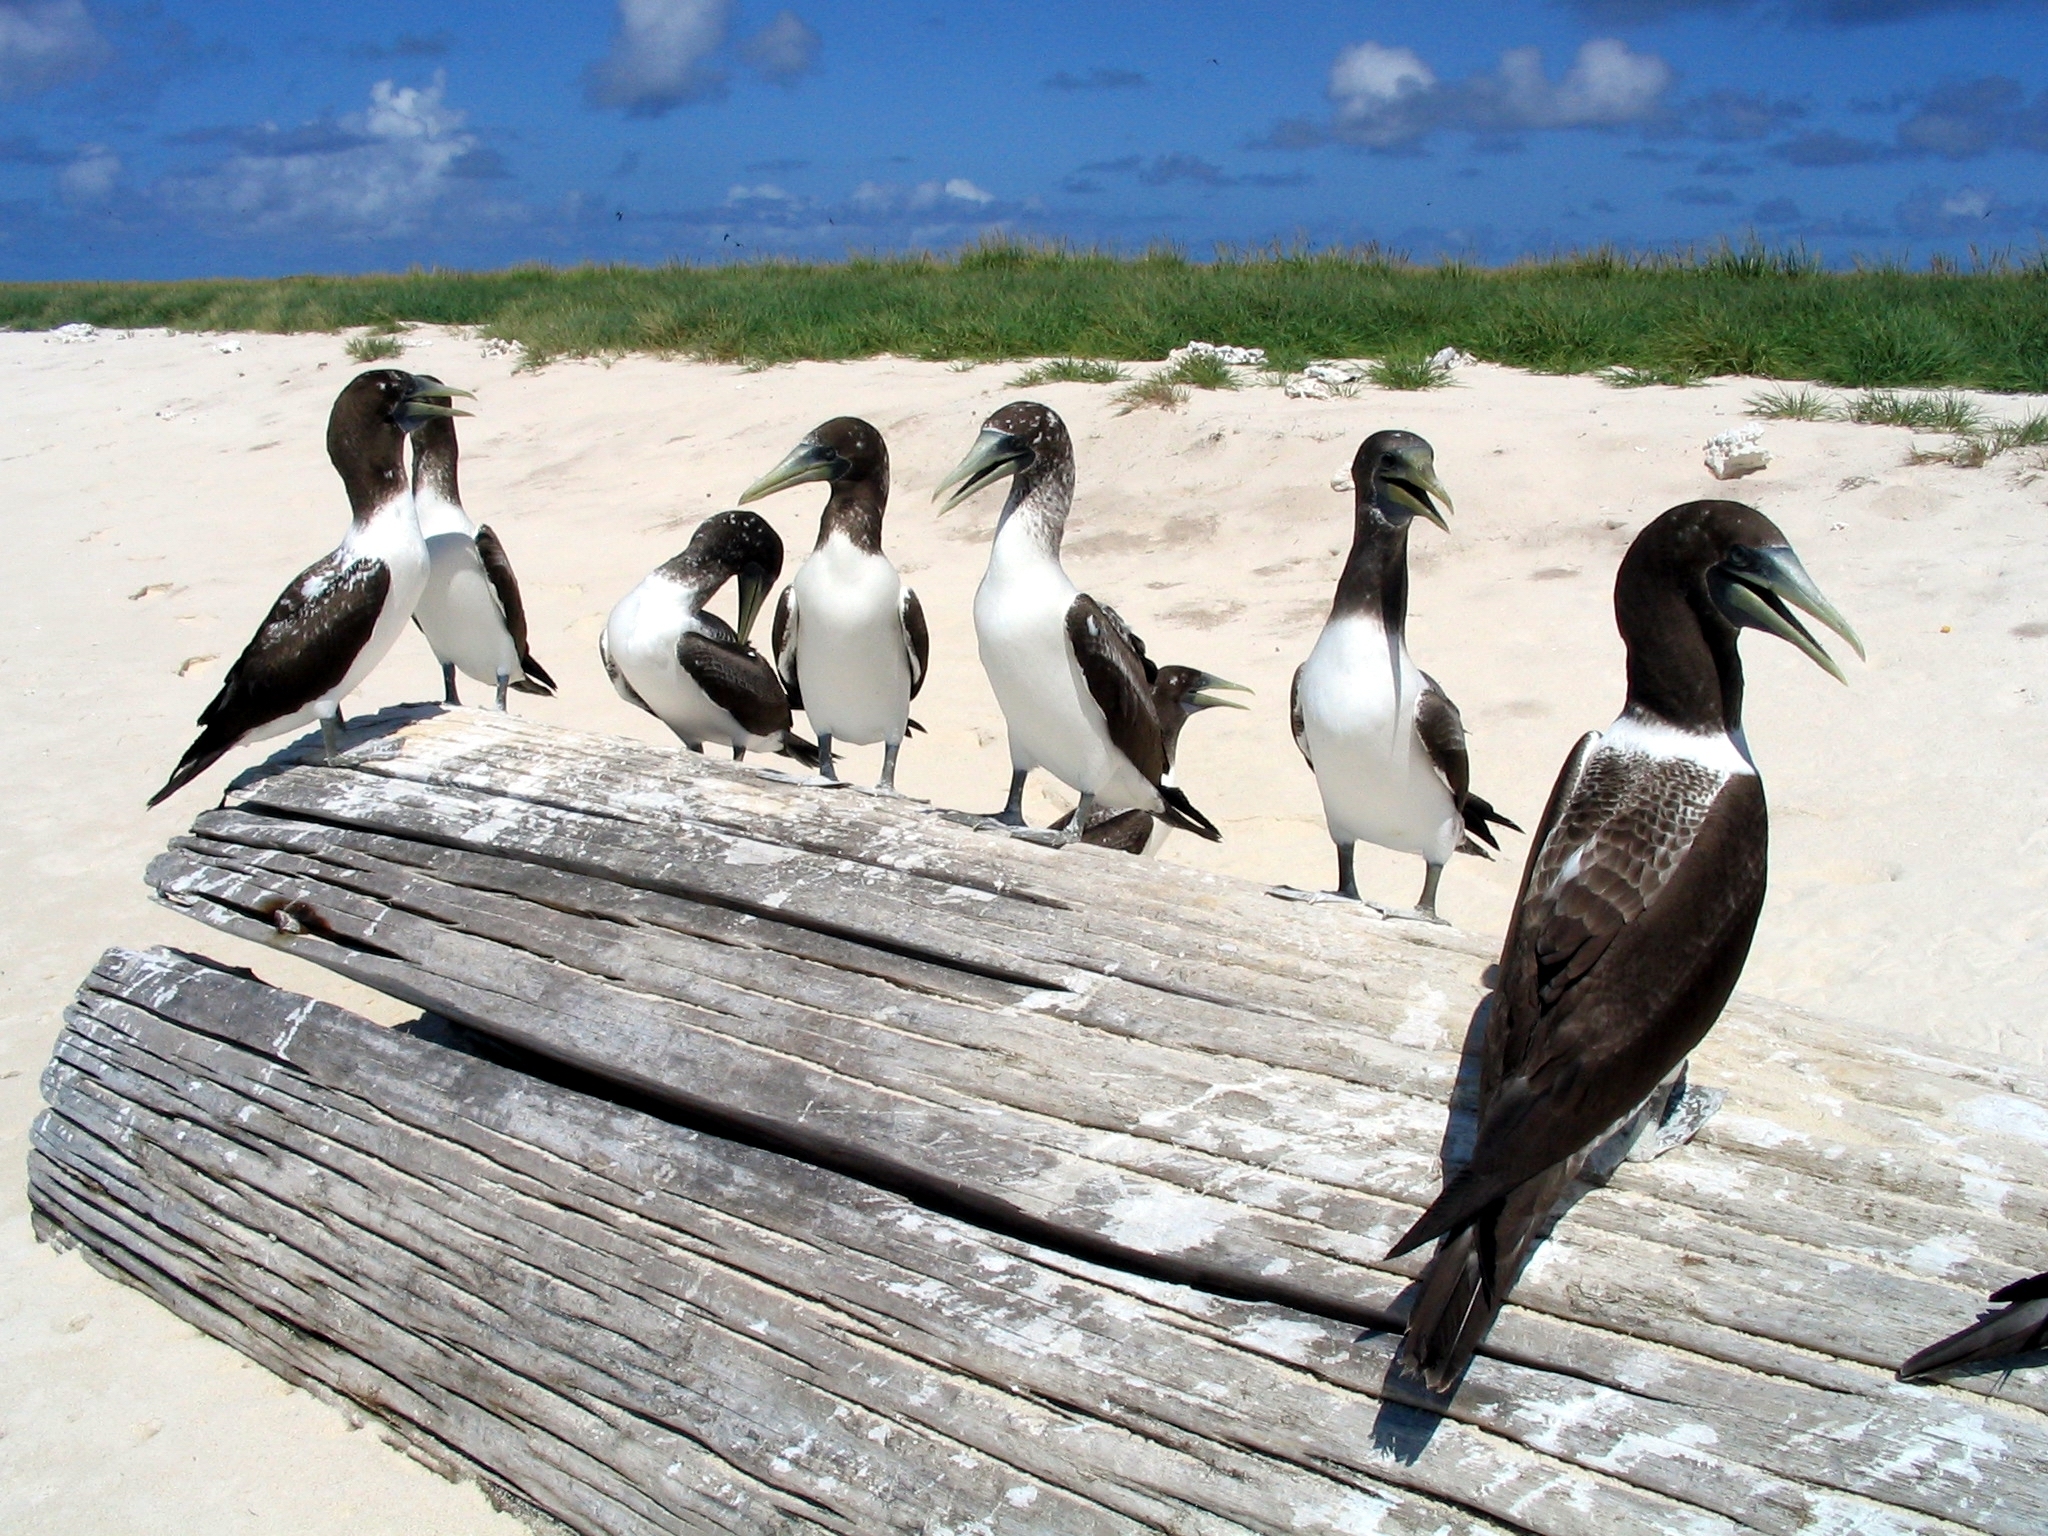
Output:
[1, 0, 2044, 278]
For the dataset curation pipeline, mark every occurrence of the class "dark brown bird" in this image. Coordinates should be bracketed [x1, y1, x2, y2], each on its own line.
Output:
[1389, 500, 1862, 1393]
[1057, 657, 1250, 853]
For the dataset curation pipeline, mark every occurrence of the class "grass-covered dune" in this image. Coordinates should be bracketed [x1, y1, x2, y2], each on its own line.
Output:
[5, 242, 2046, 391]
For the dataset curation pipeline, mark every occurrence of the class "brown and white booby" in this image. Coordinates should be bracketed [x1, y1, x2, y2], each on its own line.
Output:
[148, 370, 471, 806]
[1055, 660, 1249, 853]
[737, 417, 928, 791]
[409, 402, 555, 710]
[933, 401, 1221, 846]
[1898, 1271, 2048, 1380]
[1278, 431, 1517, 922]
[1389, 499, 1862, 1394]
[600, 510, 817, 767]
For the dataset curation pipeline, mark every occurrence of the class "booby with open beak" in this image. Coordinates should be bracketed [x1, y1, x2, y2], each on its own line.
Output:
[600, 509, 818, 768]
[1390, 499, 1862, 1395]
[148, 370, 470, 806]
[1278, 430, 1518, 922]
[934, 401, 1221, 845]
[1057, 662, 1251, 854]
[409, 399, 555, 711]
[1898, 1271, 2048, 1380]
[739, 416, 927, 791]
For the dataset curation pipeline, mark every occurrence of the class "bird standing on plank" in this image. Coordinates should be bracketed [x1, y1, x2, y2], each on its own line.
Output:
[1389, 499, 1862, 1394]
[1055, 661, 1250, 854]
[1898, 1272, 2048, 1381]
[934, 401, 1221, 847]
[600, 510, 817, 768]
[148, 370, 471, 806]
[1278, 430, 1517, 922]
[738, 417, 927, 791]
[409, 399, 555, 711]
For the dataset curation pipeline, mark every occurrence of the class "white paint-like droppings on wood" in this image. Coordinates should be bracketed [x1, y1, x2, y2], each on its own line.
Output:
[1390, 987, 1446, 1050]
[720, 839, 798, 866]
[1583, 1421, 1720, 1476]
[1101, 1189, 1225, 1255]
[1284, 1487, 1400, 1534]
[1002, 1485, 1037, 1508]
[1957, 1093, 2048, 1145]
[1902, 1232, 1976, 1276]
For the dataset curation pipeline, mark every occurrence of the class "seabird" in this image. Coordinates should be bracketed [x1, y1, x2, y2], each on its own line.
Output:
[409, 400, 555, 710]
[148, 370, 471, 806]
[933, 401, 1221, 846]
[600, 510, 818, 767]
[737, 416, 928, 791]
[1055, 661, 1250, 853]
[1388, 499, 1862, 1394]
[1278, 430, 1517, 922]
[1898, 1271, 2048, 1380]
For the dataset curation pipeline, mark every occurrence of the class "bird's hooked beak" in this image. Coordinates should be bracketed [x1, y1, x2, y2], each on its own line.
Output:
[734, 566, 772, 646]
[396, 374, 475, 429]
[933, 428, 1032, 515]
[740, 437, 841, 505]
[1184, 673, 1253, 713]
[1711, 544, 1865, 683]
[1378, 447, 1453, 532]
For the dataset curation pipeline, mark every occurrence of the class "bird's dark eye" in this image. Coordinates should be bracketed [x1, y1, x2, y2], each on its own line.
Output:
[1725, 546, 1757, 571]
[1380, 453, 1397, 467]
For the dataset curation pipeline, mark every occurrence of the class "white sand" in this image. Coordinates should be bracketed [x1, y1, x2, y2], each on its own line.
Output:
[3, 326, 2044, 1530]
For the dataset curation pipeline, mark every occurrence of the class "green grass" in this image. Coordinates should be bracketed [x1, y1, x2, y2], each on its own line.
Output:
[345, 333, 404, 362]
[1746, 384, 1835, 420]
[4, 240, 2045, 390]
[1111, 373, 1189, 412]
[1008, 356, 1127, 386]
[1367, 353, 1452, 390]
[1160, 350, 1239, 390]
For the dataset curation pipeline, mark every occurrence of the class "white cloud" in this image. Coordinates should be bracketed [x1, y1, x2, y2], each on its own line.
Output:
[1939, 186, 1993, 219]
[1311, 36, 1670, 148]
[57, 141, 115, 203]
[586, 0, 731, 114]
[161, 75, 495, 238]
[0, 0, 107, 99]
[1329, 43, 1436, 141]
[739, 10, 817, 83]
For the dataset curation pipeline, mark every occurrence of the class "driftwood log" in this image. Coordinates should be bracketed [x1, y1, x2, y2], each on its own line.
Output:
[30, 706, 2048, 1534]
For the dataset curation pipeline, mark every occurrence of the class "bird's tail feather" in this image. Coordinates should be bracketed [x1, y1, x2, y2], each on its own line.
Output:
[1399, 1166, 1570, 1392]
[1459, 792, 1521, 852]
[1155, 783, 1221, 842]
[1898, 1296, 2048, 1380]
[779, 731, 821, 770]
[512, 652, 557, 695]
[148, 726, 237, 808]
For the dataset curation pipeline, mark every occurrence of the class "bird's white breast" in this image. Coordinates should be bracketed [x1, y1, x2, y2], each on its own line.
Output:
[973, 518, 1154, 809]
[1598, 712, 1757, 776]
[604, 575, 743, 745]
[1298, 613, 1459, 860]
[791, 531, 910, 745]
[325, 492, 429, 707]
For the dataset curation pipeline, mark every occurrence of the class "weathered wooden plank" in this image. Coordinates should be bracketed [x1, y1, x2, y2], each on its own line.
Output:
[148, 796, 2048, 1423]
[35, 945, 1783, 1536]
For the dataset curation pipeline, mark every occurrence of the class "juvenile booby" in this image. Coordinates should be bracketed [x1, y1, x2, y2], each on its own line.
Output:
[737, 416, 927, 790]
[934, 401, 1221, 845]
[1279, 431, 1517, 922]
[1898, 1271, 2048, 1380]
[1388, 499, 1862, 1394]
[409, 402, 555, 710]
[148, 370, 471, 807]
[1056, 662, 1250, 853]
[600, 510, 818, 767]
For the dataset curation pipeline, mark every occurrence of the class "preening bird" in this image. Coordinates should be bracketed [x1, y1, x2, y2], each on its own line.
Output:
[1388, 499, 1862, 1394]
[934, 401, 1222, 846]
[600, 510, 817, 768]
[1898, 1271, 2048, 1381]
[1054, 660, 1250, 854]
[738, 416, 928, 791]
[1280, 430, 1517, 923]
[148, 370, 471, 807]
[409, 402, 555, 710]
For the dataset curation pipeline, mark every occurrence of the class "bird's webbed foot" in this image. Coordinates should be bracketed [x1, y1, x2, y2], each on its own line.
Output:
[1267, 885, 1372, 906]
[1625, 1065, 1726, 1162]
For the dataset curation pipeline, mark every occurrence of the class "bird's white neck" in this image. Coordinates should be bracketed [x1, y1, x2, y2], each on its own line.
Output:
[414, 483, 475, 540]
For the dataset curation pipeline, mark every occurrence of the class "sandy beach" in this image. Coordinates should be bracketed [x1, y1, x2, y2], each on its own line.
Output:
[3, 325, 2044, 1532]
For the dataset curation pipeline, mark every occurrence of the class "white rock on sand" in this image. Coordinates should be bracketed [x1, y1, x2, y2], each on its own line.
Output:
[2, 327, 2045, 1531]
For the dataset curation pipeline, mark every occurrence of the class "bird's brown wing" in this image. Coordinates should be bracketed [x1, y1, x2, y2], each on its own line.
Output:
[1289, 663, 1311, 771]
[901, 586, 929, 700]
[1396, 737, 1767, 1254]
[770, 586, 801, 709]
[1413, 671, 1471, 808]
[1067, 594, 1167, 784]
[678, 632, 792, 740]
[476, 525, 555, 692]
